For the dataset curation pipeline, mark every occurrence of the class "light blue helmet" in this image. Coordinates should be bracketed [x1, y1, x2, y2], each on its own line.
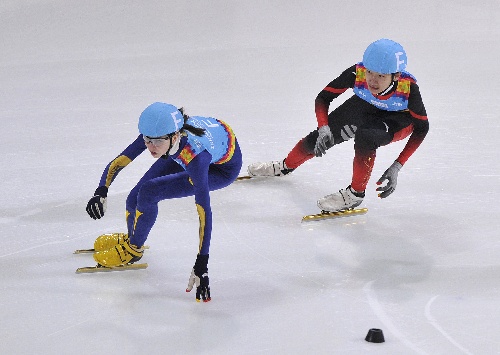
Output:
[362, 39, 407, 74]
[138, 102, 184, 137]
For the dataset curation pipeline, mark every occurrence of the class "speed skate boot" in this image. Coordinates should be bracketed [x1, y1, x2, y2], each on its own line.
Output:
[247, 159, 294, 177]
[317, 185, 364, 212]
[94, 233, 128, 252]
[93, 239, 144, 267]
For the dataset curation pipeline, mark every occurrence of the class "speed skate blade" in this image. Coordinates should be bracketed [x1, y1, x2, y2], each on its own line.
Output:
[76, 263, 148, 273]
[302, 208, 368, 222]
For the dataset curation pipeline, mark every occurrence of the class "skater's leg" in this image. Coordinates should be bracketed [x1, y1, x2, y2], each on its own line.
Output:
[125, 158, 183, 234]
[130, 171, 194, 247]
[248, 96, 371, 177]
[284, 137, 315, 169]
[130, 144, 242, 248]
[351, 148, 376, 193]
[350, 119, 394, 192]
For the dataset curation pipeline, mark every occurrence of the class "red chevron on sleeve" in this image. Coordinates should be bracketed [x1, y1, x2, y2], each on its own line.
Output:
[409, 110, 427, 120]
[323, 87, 348, 94]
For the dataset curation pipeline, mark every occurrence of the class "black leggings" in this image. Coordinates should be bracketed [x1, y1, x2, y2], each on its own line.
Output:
[302, 95, 413, 153]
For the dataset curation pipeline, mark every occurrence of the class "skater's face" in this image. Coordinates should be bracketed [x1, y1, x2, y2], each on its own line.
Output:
[365, 70, 400, 95]
[144, 133, 179, 158]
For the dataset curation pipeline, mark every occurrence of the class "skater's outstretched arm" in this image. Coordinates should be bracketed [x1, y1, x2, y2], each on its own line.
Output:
[86, 135, 147, 219]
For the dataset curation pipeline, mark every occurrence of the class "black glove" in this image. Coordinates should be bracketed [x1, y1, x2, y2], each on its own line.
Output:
[86, 186, 108, 219]
[186, 254, 211, 302]
[376, 161, 402, 198]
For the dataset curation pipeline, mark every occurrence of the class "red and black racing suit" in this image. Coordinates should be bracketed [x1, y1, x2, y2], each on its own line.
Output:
[284, 64, 429, 192]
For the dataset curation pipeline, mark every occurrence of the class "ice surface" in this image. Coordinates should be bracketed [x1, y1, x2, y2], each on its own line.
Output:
[1, 1, 499, 354]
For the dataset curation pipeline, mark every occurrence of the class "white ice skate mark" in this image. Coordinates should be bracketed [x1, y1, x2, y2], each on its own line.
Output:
[47, 318, 94, 337]
[425, 295, 473, 355]
[0, 230, 107, 258]
[363, 281, 428, 354]
[0, 239, 73, 258]
[0, 217, 16, 224]
[0, 208, 42, 224]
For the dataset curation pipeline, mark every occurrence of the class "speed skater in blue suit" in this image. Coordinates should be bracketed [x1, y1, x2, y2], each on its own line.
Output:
[85, 102, 242, 302]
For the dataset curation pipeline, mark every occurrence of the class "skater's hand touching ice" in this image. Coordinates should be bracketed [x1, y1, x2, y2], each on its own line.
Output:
[186, 254, 211, 302]
[376, 161, 402, 198]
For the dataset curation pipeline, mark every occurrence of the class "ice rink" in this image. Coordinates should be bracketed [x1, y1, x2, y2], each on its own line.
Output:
[1, 1, 499, 354]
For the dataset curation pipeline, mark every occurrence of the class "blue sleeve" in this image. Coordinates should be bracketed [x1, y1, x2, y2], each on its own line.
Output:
[185, 150, 213, 255]
[98, 134, 147, 188]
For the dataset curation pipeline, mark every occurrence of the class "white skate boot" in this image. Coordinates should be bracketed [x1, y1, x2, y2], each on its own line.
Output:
[317, 186, 364, 212]
[247, 160, 293, 177]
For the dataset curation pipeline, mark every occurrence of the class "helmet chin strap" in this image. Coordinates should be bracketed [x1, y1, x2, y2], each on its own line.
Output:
[167, 132, 181, 155]
[378, 80, 396, 96]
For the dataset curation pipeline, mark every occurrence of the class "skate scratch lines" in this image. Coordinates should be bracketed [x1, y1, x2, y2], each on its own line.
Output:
[425, 295, 473, 355]
[363, 281, 428, 355]
[46, 318, 94, 337]
[0, 228, 122, 258]
[0, 239, 74, 258]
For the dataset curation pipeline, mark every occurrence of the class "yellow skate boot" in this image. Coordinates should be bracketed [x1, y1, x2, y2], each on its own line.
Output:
[93, 233, 128, 252]
[93, 240, 144, 267]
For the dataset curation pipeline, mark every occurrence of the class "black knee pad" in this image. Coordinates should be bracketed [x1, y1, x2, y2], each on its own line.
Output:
[354, 128, 386, 151]
[302, 131, 318, 154]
